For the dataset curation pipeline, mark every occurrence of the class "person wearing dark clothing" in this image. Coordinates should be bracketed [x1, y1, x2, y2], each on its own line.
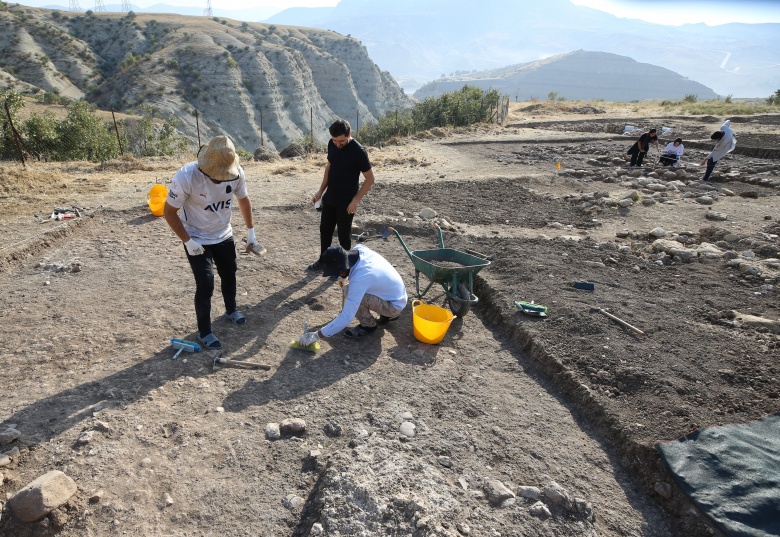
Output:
[308, 119, 375, 270]
[627, 128, 659, 167]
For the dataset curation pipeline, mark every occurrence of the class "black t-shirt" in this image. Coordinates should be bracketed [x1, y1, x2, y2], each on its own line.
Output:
[638, 132, 658, 151]
[323, 138, 371, 206]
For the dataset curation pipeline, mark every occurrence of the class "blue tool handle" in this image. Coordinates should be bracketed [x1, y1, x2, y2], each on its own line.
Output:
[171, 338, 201, 352]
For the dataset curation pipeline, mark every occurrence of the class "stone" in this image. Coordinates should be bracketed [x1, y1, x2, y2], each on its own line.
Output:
[265, 423, 281, 440]
[399, 421, 416, 438]
[9, 470, 77, 522]
[544, 481, 573, 510]
[654, 481, 672, 499]
[649, 227, 667, 238]
[279, 143, 306, 158]
[705, 212, 728, 221]
[0, 454, 10, 467]
[253, 146, 280, 161]
[0, 428, 21, 446]
[419, 207, 437, 219]
[280, 418, 306, 435]
[695, 196, 714, 205]
[517, 485, 541, 500]
[77, 431, 94, 445]
[283, 494, 305, 510]
[483, 479, 515, 505]
[529, 500, 551, 518]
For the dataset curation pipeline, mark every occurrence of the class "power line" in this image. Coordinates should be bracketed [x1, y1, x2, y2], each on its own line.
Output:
[204, 0, 212, 17]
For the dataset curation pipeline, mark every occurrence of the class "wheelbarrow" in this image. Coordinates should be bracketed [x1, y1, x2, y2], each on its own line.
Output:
[388, 225, 491, 317]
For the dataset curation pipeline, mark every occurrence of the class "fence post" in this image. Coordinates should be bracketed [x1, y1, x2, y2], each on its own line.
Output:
[111, 109, 124, 156]
[310, 107, 313, 149]
[260, 109, 263, 147]
[195, 109, 201, 147]
[356, 109, 359, 135]
[395, 109, 398, 135]
[4, 102, 27, 166]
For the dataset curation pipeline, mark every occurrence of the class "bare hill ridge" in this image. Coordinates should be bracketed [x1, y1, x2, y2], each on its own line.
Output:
[0, 4, 411, 150]
[414, 51, 719, 101]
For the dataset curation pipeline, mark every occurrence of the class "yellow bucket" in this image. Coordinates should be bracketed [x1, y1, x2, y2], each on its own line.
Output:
[412, 299, 455, 344]
[147, 184, 168, 217]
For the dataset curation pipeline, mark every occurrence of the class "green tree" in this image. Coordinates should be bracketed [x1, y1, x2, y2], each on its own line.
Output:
[120, 105, 187, 157]
[55, 101, 119, 161]
[21, 112, 59, 161]
[767, 89, 780, 105]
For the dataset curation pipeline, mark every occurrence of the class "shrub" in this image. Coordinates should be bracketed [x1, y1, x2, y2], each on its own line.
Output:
[767, 89, 780, 105]
[683, 94, 698, 103]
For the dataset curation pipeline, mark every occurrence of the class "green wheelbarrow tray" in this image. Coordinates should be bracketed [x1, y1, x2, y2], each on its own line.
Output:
[389, 225, 491, 317]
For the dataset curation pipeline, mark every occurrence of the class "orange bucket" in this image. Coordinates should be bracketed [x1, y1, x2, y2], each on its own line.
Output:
[412, 299, 455, 344]
[147, 184, 168, 217]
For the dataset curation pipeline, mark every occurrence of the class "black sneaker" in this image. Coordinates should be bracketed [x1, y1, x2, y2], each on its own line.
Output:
[307, 260, 324, 271]
[378, 314, 401, 325]
[344, 325, 377, 338]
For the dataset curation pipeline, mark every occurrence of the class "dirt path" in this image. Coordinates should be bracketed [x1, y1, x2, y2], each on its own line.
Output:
[1, 104, 779, 536]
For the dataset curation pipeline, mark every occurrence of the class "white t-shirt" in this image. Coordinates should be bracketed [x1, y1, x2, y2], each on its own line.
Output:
[321, 244, 408, 337]
[166, 161, 248, 244]
[664, 142, 684, 157]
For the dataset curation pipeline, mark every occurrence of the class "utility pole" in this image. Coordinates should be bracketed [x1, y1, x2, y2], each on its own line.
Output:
[204, 0, 212, 17]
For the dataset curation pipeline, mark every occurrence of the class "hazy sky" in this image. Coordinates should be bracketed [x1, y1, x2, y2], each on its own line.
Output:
[571, 0, 780, 26]
[15, 0, 780, 24]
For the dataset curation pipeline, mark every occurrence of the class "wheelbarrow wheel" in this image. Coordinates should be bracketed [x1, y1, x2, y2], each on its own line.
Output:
[448, 283, 471, 317]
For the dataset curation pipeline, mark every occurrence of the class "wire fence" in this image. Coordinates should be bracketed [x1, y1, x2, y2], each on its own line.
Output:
[1, 86, 508, 166]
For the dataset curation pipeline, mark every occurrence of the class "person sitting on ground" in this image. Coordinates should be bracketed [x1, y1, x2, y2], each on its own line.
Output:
[660, 137, 684, 167]
[626, 128, 659, 167]
[700, 120, 736, 182]
[297, 244, 407, 345]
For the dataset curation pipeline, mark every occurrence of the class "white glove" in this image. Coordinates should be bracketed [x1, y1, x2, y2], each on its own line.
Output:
[297, 331, 320, 346]
[184, 238, 204, 256]
[247, 228, 256, 245]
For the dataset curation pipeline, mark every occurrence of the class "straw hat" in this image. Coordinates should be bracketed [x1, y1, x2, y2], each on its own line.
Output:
[198, 136, 240, 181]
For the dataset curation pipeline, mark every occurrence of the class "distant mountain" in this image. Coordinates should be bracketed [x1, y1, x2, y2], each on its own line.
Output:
[414, 51, 719, 101]
[42, 3, 279, 22]
[265, 0, 780, 98]
[0, 6, 411, 151]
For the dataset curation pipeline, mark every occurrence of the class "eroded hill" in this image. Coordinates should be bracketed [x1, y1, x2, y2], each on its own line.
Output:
[0, 4, 411, 151]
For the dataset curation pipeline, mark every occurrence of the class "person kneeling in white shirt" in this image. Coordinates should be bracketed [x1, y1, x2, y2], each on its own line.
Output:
[660, 137, 684, 167]
[297, 244, 408, 345]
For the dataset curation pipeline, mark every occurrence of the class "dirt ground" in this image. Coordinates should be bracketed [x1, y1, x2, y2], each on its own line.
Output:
[0, 102, 778, 536]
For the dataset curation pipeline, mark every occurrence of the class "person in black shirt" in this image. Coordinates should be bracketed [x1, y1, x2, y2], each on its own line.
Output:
[308, 119, 375, 271]
[626, 128, 659, 167]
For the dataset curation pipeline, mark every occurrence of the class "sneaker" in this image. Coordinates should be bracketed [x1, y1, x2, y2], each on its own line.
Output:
[198, 332, 222, 350]
[307, 259, 324, 271]
[344, 325, 377, 339]
[225, 310, 246, 325]
[378, 314, 401, 325]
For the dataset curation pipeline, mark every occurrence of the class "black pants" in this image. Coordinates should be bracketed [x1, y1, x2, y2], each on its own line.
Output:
[319, 203, 354, 254]
[185, 238, 237, 337]
[630, 150, 646, 167]
[702, 157, 717, 181]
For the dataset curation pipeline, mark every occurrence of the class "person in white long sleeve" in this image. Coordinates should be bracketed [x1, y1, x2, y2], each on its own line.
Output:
[700, 120, 736, 181]
[163, 136, 263, 350]
[660, 138, 684, 167]
[297, 244, 407, 345]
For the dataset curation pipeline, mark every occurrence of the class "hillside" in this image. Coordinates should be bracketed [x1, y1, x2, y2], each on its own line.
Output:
[266, 0, 780, 98]
[413, 51, 719, 101]
[0, 4, 411, 151]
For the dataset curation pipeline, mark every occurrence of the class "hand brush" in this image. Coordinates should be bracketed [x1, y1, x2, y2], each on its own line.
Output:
[290, 322, 320, 352]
